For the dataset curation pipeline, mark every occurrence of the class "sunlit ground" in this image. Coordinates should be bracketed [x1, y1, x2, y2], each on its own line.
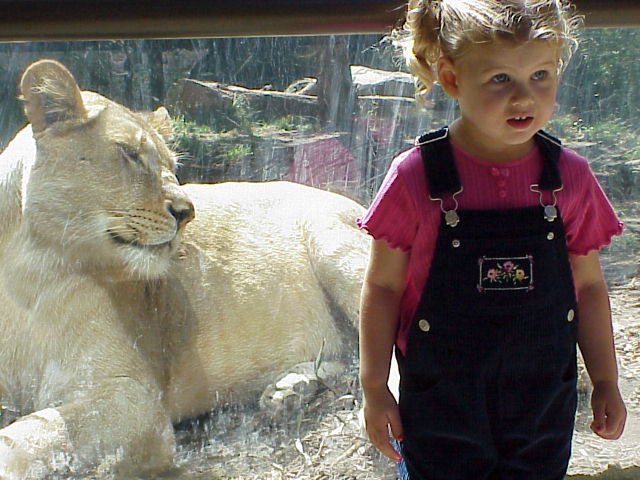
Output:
[164, 270, 640, 480]
[568, 274, 640, 478]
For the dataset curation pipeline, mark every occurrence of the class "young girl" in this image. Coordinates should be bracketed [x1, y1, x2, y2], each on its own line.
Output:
[358, 1, 627, 478]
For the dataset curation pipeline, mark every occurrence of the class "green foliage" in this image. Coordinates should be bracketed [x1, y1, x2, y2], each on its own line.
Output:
[560, 28, 640, 124]
[259, 115, 317, 133]
[579, 119, 637, 146]
[228, 94, 255, 136]
[624, 144, 640, 162]
[547, 113, 640, 203]
[172, 115, 214, 137]
[170, 115, 257, 183]
[547, 114, 637, 148]
[225, 144, 253, 161]
[614, 163, 638, 198]
[170, 116, 214, 161]
[545, 114, 585, 139]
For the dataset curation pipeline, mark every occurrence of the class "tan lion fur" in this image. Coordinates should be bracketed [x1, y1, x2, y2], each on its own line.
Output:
[0, 59, 369, 478]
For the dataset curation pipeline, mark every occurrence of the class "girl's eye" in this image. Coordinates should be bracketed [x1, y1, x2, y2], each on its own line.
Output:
[491, 73, 510, 84]
[532, 70, 548, 80]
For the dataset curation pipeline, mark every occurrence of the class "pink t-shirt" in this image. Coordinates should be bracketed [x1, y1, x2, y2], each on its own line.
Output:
[358, 142, 623, 354]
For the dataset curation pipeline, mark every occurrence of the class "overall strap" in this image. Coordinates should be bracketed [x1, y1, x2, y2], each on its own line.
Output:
[534, 130, 563, 190]
[416, 127, 460, 197]
[418, 128, 563, 196]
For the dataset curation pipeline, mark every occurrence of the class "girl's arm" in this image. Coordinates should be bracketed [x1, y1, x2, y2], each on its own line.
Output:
[570, 250, 627, 440]
[359, 238, 409, 461]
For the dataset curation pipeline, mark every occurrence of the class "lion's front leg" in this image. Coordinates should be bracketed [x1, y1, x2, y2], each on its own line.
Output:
[0, 379, 176, 479]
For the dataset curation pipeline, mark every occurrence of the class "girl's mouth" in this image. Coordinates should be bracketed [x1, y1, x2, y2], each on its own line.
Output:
[507, 116, 534, 129]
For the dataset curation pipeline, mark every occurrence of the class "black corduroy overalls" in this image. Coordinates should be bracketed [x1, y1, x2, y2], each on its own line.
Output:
[397, 129, 579, 480]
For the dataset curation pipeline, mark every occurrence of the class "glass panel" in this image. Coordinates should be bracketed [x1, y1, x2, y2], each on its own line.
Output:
[0, 29, 637, 478]
[547, 28, 640, 477]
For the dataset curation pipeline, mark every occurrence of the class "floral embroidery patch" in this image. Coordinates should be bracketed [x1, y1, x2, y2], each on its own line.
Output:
[478, 255, 534, 292]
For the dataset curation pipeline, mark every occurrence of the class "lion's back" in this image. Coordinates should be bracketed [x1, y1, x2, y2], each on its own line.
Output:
[182, 180, 364, 223]
[180, 180, 365, 255]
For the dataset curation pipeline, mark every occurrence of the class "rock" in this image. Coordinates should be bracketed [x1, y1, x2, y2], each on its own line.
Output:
[285, 77, 318, 95]
[350, 65, 416, 98]
[165, 79, 319, 130]
[259, 361, 344, 418]
[286, 66, 416, 98]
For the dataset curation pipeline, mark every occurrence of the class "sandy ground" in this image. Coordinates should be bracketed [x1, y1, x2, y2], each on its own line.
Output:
[568, 279, 640, 478]
[164, 273, 640, 480]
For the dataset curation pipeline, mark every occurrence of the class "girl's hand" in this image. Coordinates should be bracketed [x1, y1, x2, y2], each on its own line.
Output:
[590, 380, 627, 439]
[362, 386, 404, 462]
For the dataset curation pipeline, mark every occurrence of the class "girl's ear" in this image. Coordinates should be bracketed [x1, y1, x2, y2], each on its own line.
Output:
[437, 56, 460, 98]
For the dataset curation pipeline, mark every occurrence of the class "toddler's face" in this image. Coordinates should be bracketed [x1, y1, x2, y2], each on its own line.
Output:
[442, 39, 560, 160]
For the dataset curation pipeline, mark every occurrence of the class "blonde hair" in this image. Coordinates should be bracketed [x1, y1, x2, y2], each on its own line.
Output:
[395, 0, 583, 98]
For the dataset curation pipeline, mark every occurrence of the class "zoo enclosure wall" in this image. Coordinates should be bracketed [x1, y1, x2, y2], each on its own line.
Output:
[0, 0, 638, 40]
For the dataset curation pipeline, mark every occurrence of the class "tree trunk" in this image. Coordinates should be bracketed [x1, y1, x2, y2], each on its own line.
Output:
[317, 36, 355, 133]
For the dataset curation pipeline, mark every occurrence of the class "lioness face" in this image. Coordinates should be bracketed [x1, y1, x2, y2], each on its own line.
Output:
[20, 60, 194, 279]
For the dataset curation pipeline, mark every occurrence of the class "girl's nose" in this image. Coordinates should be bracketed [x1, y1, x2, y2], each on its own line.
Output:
[510, 84, 534, 108]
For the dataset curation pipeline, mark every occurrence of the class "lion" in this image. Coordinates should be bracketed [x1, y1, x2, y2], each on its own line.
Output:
[0, 59, 370, 478]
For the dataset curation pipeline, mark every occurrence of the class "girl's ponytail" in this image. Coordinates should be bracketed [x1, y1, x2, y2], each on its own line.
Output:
[399, 0, 442, 98]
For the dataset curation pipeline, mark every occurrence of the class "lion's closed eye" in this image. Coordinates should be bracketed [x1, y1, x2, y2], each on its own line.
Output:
[117, 143, 142, 165]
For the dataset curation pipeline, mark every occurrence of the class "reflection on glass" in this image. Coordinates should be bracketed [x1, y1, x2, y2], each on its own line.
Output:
[0, 30, 637, 478]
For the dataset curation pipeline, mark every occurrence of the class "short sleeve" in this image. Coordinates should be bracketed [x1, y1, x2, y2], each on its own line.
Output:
[357, 151, 419, 252]
[560, 149, 624, 255]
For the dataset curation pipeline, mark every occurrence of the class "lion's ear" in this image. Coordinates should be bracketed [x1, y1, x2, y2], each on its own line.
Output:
[20, 59, 87, 134]
[147, 107, 172, 142]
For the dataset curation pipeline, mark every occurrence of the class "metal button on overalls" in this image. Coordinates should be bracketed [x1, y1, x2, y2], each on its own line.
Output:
[418, 319, 430, 332]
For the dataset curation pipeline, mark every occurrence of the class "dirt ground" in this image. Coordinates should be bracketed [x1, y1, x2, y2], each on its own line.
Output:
[165, 264, 640, 480]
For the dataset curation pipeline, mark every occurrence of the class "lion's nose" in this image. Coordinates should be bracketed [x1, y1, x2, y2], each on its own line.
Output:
[168, 201, 195, 227]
